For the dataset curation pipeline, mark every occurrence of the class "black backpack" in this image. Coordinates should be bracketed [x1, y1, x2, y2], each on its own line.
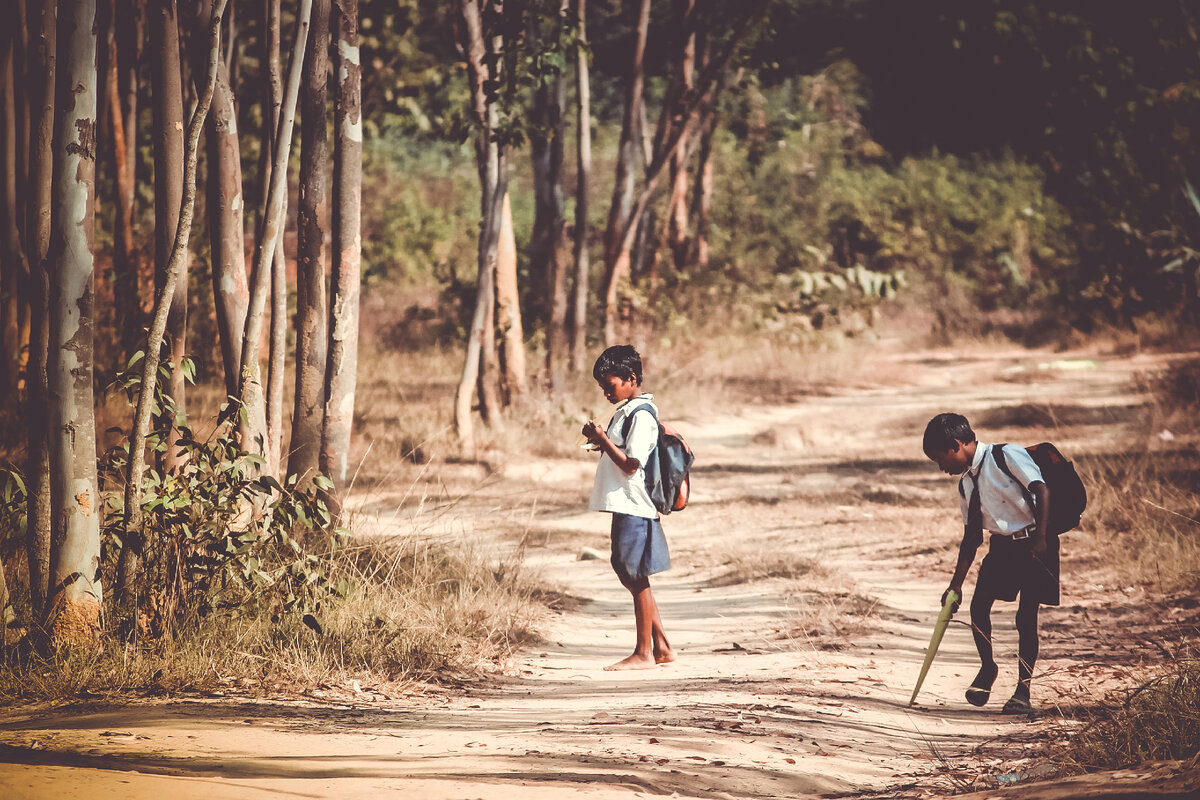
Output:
[991, 442, 1088, 536]
[622, 404, 695, 515]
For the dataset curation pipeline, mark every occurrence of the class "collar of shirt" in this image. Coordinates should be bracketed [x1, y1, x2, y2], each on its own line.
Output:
[610, 394, 655, 428]
[966, 441, 989, 477]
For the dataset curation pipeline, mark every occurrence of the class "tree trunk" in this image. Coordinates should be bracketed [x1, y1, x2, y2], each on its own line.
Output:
[321, 0, 361, 501]
[263, 0, 288, 478]
[288, 0, 330, 484]
[47, 0, 103, 647]
[495, 191, 525, 400]
[25, 0, 55, 622]
[529, 0, 569, 389]
[116, 0, 226, 624]
[666, 0, 696, 277]
[194, 2, 249, 398]
[454, 0, 506, 442]
[0, 20, 29, 403]
[689, 30, 718, 270]
[239, 0, 311, 469]
[110, 0, 142, 362]
[149, 0, 187, 470]
[601, 0, 649, 346]
[569, 0, 590, 373]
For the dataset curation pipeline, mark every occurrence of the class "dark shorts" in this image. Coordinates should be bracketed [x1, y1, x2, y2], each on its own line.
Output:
[976, 532, 1060, 606]
[609, 512, 671, 586]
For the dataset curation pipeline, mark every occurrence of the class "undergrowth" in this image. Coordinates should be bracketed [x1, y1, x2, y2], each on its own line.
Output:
[1055, 658, 1200, 772]
[0, 531, 544, 701]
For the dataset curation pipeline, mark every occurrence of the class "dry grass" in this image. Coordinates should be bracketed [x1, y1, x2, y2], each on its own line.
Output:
[1035, 357, 1200, 775]
[0, 530, 550, 702]
[1054, 658, 1200, 773]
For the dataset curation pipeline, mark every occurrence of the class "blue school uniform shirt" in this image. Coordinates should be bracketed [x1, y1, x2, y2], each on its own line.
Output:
[959, 442, 1044, 535]
[588, 395, 659, 519]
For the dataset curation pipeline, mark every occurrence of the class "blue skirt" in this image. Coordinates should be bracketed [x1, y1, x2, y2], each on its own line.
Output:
[609, 512, 671, 586]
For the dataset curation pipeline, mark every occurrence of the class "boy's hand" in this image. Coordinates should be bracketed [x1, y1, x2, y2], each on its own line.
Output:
[941, 586, 962, 613]
[582, 420, 606, 448]
[1031, 533, 1047, 558]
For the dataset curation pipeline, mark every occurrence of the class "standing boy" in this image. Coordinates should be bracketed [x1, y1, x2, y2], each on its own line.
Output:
[582, 345, 675, 671]
[923, 412, 1056, 713]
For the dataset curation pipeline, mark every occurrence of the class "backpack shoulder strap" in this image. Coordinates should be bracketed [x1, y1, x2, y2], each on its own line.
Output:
[620, 402, 659, 440]
[990, 443, 1016, 482]
[991, 442, 1037, 507]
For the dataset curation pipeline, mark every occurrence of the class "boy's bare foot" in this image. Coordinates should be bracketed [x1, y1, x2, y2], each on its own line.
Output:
[654, 647, 676, 664]
[604, 653, 657, 671]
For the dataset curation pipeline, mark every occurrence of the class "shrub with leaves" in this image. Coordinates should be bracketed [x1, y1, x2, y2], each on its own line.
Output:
[101, 361, 351, 639]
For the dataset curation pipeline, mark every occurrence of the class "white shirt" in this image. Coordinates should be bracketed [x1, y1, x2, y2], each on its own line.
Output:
[959, 442, 1044, 535]
[588, 395, 659, 519]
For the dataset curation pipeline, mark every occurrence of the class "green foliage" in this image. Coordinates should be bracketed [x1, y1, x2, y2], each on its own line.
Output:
[360, 137, 479, 287]
[692, 65, 1075, 334]
[98, 359, 351, 639]
[0, 469, 27, 547]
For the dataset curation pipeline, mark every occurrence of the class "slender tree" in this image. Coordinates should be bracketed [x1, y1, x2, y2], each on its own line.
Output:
[666, 0, 696, 277]
[194, 0, 249, 398]
[288, 0, 331, 483]
[321, 0, 362, 500]
[689, 26, 720, 270]
[600, 0, 649, 346]
[0, 19, 29, 403]
[149, 0, 187, 470]
[116, 0, 226, 622]
[108, 0, 143, 361]
[263, 0, 288, 477]
[46, 0, 102, 646]
[529, 0, 569, 389]
[238, 0, 312, 468]
[24, 0, 56, 621]
[454, 0, 508, 442]
[569, 0, 591, 373]
[495, 190, 524, 400]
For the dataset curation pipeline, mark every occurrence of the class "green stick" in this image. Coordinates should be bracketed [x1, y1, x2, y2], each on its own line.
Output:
[908, 589, 960, 707]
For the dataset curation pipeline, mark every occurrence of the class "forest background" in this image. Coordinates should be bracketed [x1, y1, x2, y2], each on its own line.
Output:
[0, 0, 1197, 762]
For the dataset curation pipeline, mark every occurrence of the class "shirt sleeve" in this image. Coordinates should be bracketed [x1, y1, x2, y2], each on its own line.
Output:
[623, 408, 659, 465]
[1000, 444, 1044, 488]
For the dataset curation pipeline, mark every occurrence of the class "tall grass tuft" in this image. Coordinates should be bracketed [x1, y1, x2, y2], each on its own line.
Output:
[1057, 659, 1200, 772]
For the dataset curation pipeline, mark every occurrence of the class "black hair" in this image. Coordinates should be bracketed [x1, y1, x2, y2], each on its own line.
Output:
[922, 412, 975, 455]
[592, 344, 643, 385]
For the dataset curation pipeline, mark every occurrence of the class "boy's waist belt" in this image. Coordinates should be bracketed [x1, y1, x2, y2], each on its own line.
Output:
[990, 525, 1035, 540]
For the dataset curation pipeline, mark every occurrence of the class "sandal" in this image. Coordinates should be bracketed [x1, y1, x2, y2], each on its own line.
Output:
[965, 663, 998, 707]
[1001, 693, 1033, 715]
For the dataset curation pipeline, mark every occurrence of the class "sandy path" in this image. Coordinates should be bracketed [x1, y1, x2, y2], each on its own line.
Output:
[0, 346, 1193, 799]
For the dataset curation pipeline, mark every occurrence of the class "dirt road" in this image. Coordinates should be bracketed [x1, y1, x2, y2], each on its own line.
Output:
[1, 345, 1196, 799]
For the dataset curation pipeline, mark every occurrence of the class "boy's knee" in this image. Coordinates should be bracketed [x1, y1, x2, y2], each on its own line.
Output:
[970, 593, 994, 617]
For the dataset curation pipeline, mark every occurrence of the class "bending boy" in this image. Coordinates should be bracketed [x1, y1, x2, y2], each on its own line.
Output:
[582, 345, 675, 671]
[923, 413, 1056, 713]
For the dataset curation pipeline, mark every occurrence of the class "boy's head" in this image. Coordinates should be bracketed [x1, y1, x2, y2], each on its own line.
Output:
[923, 412, 977, 475]
[592, 345, 643, 404]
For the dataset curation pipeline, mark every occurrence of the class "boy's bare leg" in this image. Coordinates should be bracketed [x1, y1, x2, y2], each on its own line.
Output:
[646, 586, 675, 664]
[966, 592, 998, 705]
[1013, 594, 1040, 700]
[606, 579, 662, 671]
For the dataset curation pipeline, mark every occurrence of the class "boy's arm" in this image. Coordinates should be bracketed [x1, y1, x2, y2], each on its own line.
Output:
[581, 421, 641, 475]
[1030, 481, 1051, 557]
[945, 528, 981, 609]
